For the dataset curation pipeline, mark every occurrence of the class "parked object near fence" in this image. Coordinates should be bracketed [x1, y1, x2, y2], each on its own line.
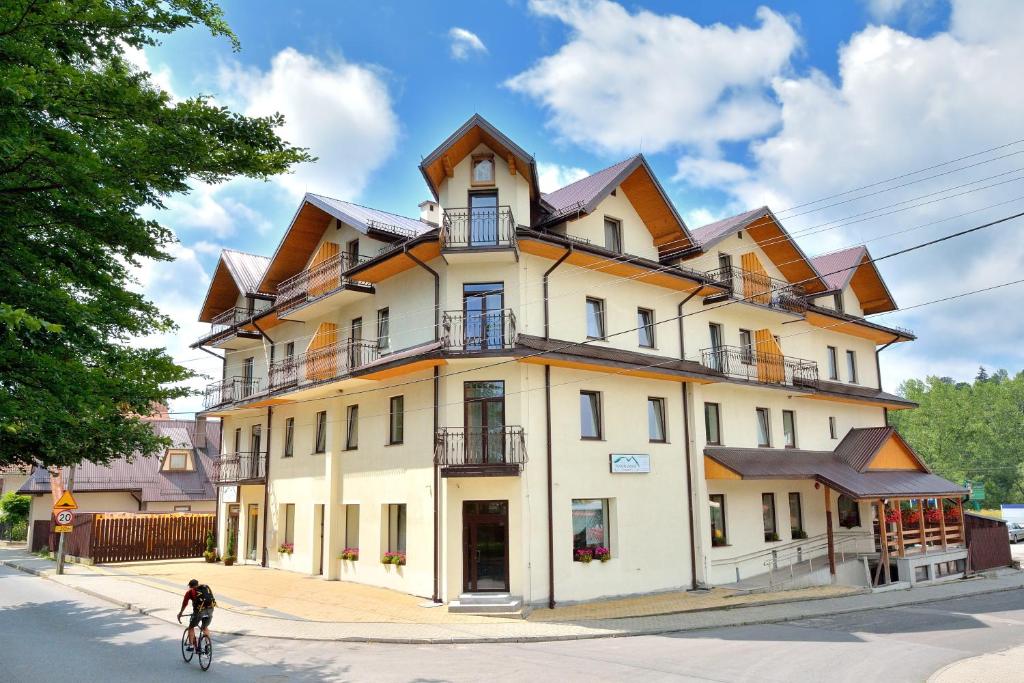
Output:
[964, 511, 1013, 571]
[31, 512, 215, 564]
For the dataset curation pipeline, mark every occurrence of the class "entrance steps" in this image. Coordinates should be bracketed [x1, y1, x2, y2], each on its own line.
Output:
[448, 592, 523, 616]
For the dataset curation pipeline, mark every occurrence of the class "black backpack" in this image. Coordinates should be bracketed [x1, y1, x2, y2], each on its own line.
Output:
[194, 584, 216, 610]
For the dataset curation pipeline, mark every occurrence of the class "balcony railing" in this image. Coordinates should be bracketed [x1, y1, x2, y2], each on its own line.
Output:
[705, 266, 807, 314]
[442, 309, 517, 351]
[700, 345, 819, 387]
[195, 307, 258, 346]
[441, 206, 516, 250]
[276, 252, 371, 313]
[203, 376, 262, 409]
[213, 452, 267, 485]
[434, 426, 527, 471]
[268, 338, 381, 389]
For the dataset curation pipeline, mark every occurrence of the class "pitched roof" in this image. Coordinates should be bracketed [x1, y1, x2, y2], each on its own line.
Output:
[197, 250, 271, 322]
[541, 156, 639, 215]
[19, 419, 220, 503]
[690, 206, 768, 248]
[810, 245, 898, 314]
[834, 426, 928, 472]
[305, 194, 431, 239]
[810, 245, 866, 292]
[812, 380, 918, 409]
[221, 250, 270, 295]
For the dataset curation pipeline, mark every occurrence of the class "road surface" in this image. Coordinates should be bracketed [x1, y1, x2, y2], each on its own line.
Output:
[2, 563, 1023, 681]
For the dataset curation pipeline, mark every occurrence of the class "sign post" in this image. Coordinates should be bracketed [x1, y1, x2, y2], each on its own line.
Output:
[54, 469, 77, 575]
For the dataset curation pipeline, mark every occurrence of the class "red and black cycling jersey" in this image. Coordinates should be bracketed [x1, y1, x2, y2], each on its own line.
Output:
[181, 587, 200, 612]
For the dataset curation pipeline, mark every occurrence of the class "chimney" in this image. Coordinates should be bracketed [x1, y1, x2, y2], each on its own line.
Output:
[418, 200, 439, 226]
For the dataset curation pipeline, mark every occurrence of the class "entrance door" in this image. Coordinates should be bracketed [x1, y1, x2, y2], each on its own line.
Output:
[464, 381, 505, 464]
[227, 504, 240, 560]
[463, 283, 504, 351]
[463, 501, 509, 593]
[469, 192, 498, 246]
[316, 504, 325, 576]
[246, 504, 259, 561]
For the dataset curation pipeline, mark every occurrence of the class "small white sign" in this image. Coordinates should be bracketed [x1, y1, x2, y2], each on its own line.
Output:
[222, 486, 238, 503]
[610, 454, 650, 473]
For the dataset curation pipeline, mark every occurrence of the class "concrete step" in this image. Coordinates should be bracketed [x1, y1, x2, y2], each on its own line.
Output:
[456, 592, 512, 605]
[448, 593, 523, 615]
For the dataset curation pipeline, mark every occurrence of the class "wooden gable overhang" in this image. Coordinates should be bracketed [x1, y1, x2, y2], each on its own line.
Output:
[198, 257, 242, 323]
[803, 306, 915, 344]
[848, 251, 899, 314]
[257, 199, 335, 295]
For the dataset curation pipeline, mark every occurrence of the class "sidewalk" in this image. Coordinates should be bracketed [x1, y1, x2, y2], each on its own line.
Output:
[4, 547, 1024, 644]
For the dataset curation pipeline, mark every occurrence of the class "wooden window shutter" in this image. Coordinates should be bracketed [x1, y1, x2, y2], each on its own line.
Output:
[754, 328, 785, 383]
[740, 252, 772, 305]
[305, 322, 338, 381]
[308, 242, 341, 297]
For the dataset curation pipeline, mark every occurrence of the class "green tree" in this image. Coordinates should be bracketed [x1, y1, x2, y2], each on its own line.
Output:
[0, 492, 30, 522]
[0, 1, 310, 468]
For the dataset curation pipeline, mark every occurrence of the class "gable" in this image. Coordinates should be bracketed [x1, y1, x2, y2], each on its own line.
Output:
[704, 455, 742, 480]
[867, 435, 927, 472]
[198, 259, 242, 322]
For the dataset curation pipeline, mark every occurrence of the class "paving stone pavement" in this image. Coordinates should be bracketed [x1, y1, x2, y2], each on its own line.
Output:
[4, 547, 1024, 644]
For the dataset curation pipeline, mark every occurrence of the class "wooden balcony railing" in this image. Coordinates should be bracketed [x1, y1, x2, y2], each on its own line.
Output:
[441, 308, 517, 351]
[203, 376, 262, 409]
[441, 206, 516, 250]
[700, 345, 819, 387]
[213, 452, 267, 485]
[267, 338, 380, 389]
[704, 266, 807, 314]
[434, 426, 527, 471]
[275, 252, 371, 313]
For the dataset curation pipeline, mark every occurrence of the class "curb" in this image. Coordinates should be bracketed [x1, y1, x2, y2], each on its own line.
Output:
[4, 557, 1023, 645]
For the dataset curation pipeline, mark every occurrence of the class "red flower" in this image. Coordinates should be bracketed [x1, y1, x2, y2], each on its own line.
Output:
[925, 508, 944, 524]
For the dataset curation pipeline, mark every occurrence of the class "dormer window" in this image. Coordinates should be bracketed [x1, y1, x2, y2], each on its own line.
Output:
[471, 154, 495, 186]
[166, 449, 191, 471]
[833, 292, 844, 313]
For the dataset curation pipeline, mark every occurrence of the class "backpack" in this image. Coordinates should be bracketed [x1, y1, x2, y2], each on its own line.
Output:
[194, 584, 216, 610]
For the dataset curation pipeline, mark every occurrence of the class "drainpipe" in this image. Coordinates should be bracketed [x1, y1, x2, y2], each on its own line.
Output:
[432, 365, 441, 603]
[543, 246, 573, 340]
[261, 405, 273, 567]
[545, 364, 555, 608]
[677, 289, 700, 590]
[406, 246, 440, 341]
[876, 335, 899, 425]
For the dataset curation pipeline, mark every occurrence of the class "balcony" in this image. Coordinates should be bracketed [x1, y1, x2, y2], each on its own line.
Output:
[441, 308, 517, 352]
[434, 426, 527, 477]
[700, 345, 819, 388]
[276, 252, 374, 322]
[203, 376, 262, 409]
[704, 266, 807, 315]
[194, 307, 263, 348]
[213, 452, 267, 485]
[440, 206, 517, 261]
[267, 338, 381, 390]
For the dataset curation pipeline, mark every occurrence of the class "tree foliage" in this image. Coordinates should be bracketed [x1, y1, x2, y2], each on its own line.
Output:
[0, 1, 311, 468]
[891, 369, 1024, 506]
[0, 492, 31, 522]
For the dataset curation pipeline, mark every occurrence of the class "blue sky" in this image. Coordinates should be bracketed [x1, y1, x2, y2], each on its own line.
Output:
[139, 0, 1024, 414]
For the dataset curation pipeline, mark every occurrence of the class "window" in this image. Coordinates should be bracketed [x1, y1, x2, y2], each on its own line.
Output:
[233, 428, 241, 454]
[389, 396, 404, 445]
[167, 449, 189, 471]
[648, 397, 667, 443]
[387, 503, 406, 553]
[571, 499, 609, 556]
[704, 402, 722, 445]
[580, 391, 602, 440]
[314, 411, 327, 453]
[846, 350, 858, 384]
[827, 346, 839, 380]
[345, 505, 360, 549]
[739, 329, 754, 364]
[708, 323, 724, 372]
[250, 424, 262, 454]
[283, 418, 294, 457]
[585, 297, 605, 339]
[756, 407, 771, 447]
[709, 494, 727, 546]
[471, 153, 495, 185]
[345, 405, 359, 450]
[173, 505, 191, 512]
[242, 357, 254, 397]
[283, 503, 295, 545]
[346, 239, 359, 265]
[833, 291, 845, 313]
[762, 493, 778, 542]
[829, 416, 838, 440]
[782, 410, 796, 448]
[637, 308, 655, 348]
[837, 495, 861, 528]
[789, 493, 804, 537]
[603, 217, 622, 253]
[285, 341, 295, 359]
[377, 308, 390, 353]
[718, 253, 734, 291]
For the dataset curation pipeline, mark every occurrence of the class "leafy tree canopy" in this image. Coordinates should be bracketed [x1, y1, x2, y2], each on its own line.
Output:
[0, 1, 311, 468]
[0, 492, 31, 521]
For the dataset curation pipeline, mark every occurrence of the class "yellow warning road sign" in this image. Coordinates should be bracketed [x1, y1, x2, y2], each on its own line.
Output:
[53, 490, 78, 510]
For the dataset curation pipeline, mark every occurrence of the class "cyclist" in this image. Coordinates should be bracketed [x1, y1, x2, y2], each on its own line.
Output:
[177, 578, 215, 653]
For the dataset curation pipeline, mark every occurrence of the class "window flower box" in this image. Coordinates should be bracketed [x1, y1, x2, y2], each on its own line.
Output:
[382, 551, 406, 566]
[574, 548, 593, 563]
[278, 542, 294, 555]
[592, 546, 611, 562]
[924, 507, 944, 525]
[340, 547, 359, 561]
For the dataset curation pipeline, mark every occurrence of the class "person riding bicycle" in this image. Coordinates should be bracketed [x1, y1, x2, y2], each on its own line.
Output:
[177, 578, 215, 653]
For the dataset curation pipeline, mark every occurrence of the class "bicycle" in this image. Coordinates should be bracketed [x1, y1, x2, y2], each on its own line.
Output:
[180, 613, 213, 671]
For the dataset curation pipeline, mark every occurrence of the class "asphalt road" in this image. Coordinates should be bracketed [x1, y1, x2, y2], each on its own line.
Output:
[2, 564, 1024, 682]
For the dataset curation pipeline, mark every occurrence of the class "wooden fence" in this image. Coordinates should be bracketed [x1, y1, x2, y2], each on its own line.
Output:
[964, 513, 1013, 571]
[34, 512, 215, 564]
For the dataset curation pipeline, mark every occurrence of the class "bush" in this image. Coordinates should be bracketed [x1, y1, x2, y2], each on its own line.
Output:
[0, 493, 30, 523]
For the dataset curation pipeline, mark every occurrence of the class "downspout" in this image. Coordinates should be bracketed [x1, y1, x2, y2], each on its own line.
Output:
[677, 289, 700, 590]
[876, 336, 899, 425]
[261, 405, 273, 567]
[545, 364, 555, 608]
[544, 246, 573, 340]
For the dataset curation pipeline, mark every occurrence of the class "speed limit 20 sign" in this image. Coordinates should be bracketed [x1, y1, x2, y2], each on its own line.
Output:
[53, 509, 74, 533]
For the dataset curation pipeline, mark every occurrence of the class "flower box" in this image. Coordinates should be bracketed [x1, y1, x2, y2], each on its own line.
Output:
[382, 551, 406, 566]
[340, 547, 359, 561]
[592, 546, 611, 562]
[924, 508, 944, 525]
[884, 508, 901, 524]
[278, 542, 294, 555]
[574, 548, 593, 563]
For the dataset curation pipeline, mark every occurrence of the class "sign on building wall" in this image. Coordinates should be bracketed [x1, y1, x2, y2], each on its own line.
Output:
[222, 486, 238, 503]
[609, 454, 650, 474]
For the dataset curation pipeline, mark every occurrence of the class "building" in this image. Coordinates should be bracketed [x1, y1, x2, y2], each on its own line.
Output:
[194, 114, 967, 607]
[21, 419, 219, 549]
[1, 465, 31, 498]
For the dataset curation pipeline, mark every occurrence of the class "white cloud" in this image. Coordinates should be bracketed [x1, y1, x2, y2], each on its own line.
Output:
[218, 48, 400, 199]
[537, 162, 590, 193]
[506, 1, 800, 154]
[121, 43, 176, 98]
[674, 157, 751, 188]
[864, 0, 937, 23]
[449, 27, 488, 60]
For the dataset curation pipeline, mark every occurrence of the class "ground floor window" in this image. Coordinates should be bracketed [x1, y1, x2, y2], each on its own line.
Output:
[387, 503, 406, 553]
[282, 503, 295, 549]
[571, 498, 610, 560]
[345, 504, 360, 549]
[173, 505, 191, 512]
[789, 492, 805, 538]
[709, 494, 727, 546]
[762, 493, 778, 542]
[837, 495, 861, 528]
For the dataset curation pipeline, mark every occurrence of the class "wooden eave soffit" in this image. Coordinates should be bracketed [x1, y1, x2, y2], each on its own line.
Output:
[442, 154, 454, 178]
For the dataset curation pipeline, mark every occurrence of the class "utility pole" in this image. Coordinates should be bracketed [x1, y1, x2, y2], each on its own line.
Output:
[55, 466, 76, 575]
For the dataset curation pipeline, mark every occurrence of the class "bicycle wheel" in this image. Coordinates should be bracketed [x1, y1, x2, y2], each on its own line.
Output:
[181, 629, 194, 663]
[198, 634, 212, 671]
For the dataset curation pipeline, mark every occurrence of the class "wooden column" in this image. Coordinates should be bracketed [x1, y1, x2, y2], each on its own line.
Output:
[824, 486, 836, 576]
[877, 500, 891, 584]
[938, 497, 948, 550]
[957, 498, 965, 547]
[917, 498, 927, 554]
[895, 498, 906, 558]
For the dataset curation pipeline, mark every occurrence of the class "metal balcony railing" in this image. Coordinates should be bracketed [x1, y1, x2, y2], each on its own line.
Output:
[268, 338, 380, 389]
[275, 252, 371, 312]
[442, 309, 517, 351]
[701, 345, 819, 387]
[195, 307, 257, 346]
[203, 376, 262, 408]
[213, 452, 267, 485]
[434, 426, 527, 469]
[705, 266, 807, 314]
[441, 206, 516, 250]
